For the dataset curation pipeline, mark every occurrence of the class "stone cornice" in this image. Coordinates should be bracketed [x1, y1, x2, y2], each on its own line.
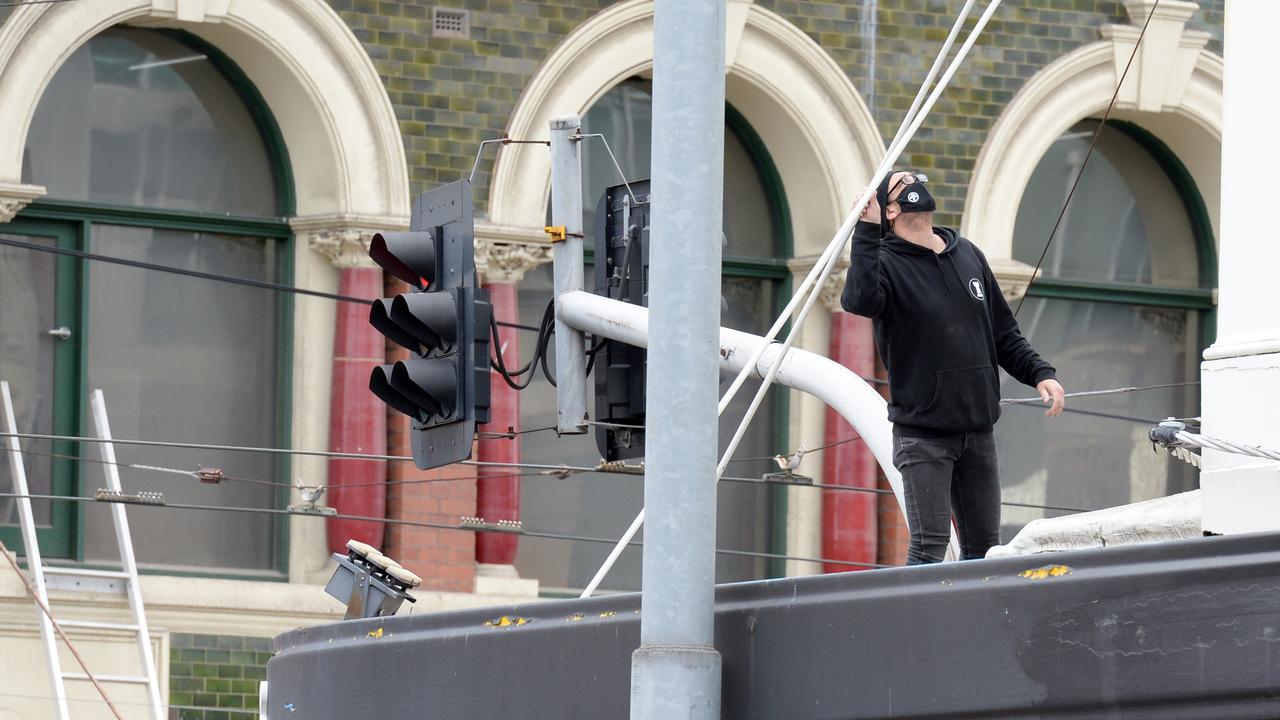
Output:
[0, 181, 45, 223]
[292, 214, 409, 269]
[474, 221, 553, 284]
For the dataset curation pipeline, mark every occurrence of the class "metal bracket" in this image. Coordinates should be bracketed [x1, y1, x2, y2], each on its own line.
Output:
[94, 489, 167, 506]
[459, 516, 523, 533]
[762, 470, 814, 486]
[595, 460, 644, 475]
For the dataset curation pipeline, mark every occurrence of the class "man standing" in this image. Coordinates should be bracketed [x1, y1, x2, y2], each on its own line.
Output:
[841, 170, 1065, 564]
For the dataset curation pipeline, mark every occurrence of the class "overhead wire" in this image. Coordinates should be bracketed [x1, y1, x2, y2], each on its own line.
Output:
[0, 492, 884, 570]
[1013, 0, 1162, 315]
[5, 437, 1092, 520]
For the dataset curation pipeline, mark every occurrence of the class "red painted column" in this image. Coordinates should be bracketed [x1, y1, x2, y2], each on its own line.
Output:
[475, 282, 520, 565]
[822, 311, 878, 571]
[325, 266, 387, 553]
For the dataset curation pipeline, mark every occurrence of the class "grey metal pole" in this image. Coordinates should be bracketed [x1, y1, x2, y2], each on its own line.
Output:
[629, 1, 725, 718]
[549, 116, 588, 434]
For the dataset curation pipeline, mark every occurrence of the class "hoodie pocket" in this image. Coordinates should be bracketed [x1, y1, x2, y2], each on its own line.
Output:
[924, 365, 1000, 429]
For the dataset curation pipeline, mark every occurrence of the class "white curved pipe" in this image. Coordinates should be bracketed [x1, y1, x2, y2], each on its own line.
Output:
[562, 291, 959, 596]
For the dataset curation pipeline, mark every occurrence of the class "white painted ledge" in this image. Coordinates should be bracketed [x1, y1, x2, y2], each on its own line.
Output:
[987, 490, 1202, 558]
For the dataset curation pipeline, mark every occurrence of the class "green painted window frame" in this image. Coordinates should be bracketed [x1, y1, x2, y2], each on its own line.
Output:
[9, 28, 296, 581]
[1022, 119, 1217, 378]
[0, 218, 82, 559]
[725, 103, 794, 579]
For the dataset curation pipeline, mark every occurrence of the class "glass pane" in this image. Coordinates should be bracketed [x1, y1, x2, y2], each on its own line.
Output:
[1012, 121, 1200, 289]
[81, 225, 280, 572]
[0, 236, 57, 527]
[22, 28, 277, 217]
[995, 297, 1200, 540]
[513, 265, 780, 591]
[580, 81, 778, 259]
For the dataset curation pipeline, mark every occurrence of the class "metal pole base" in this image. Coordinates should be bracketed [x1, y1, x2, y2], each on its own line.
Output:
[630, 645, 721, 720]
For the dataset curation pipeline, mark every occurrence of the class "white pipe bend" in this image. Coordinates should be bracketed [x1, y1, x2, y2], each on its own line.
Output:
[558, 290, 906, 515]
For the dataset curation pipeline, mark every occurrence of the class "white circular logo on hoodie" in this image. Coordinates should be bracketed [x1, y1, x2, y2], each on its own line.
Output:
[906, 191, 920, 203]
[968, 278, 985, 300]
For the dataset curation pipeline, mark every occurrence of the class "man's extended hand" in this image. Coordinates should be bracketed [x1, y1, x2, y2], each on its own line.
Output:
[1037, 378, 1065, 417]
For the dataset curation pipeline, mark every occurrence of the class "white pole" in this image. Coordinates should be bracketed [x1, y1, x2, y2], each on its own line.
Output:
[89, 391, 165, 720]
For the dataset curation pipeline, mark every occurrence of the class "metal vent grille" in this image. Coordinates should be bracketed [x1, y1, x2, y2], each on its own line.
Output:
[432, 8, 470, 39]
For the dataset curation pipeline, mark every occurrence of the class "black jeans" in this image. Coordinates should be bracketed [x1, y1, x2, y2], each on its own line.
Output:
[892, 428, 1001, 564]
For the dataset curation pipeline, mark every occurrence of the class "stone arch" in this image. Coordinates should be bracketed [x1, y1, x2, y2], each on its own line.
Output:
[962, 0, 1222, 260]
[486, 0, 884, 259]
[0, 0, 409, 224]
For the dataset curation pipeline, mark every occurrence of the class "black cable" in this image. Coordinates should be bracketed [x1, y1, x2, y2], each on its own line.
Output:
[0, 236, 547, 338]
[1013, 0, 1161, 316]
[0, 492, 885, 569]
[0, 235, 370, 304]
[490, 298, 558, 390]
[585, 229, 637, 373]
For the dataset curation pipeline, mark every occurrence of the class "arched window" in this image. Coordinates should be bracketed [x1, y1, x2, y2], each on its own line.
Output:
[0, 28, 292, 573]
[514, 80, 793, 593]
[998, 120, 1213, 535]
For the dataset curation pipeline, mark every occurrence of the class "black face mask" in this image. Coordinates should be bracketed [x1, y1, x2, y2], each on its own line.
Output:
[877, 171, 935, 237]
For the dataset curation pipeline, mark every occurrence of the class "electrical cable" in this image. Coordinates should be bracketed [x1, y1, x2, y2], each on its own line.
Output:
[1013, 0, 1162, 316]
[6, 440, 1089, 514]
[0, 235, 371, 304]
[0, 492, 885, 570]
[0, 236, 538, 336]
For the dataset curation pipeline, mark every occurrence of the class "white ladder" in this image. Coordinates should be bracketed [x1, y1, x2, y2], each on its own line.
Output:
[2, 382, 165, 719]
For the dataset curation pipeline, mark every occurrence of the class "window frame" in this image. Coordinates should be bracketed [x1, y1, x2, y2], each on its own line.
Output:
[7, 29, 296, 581]
[1020, 120, 1217, 346]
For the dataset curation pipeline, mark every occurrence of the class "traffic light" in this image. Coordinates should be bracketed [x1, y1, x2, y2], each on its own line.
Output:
[592, 180, 650, 461]
[368, 179, 492, 470]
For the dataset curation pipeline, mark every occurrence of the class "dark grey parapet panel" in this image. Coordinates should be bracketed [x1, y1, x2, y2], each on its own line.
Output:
[267, 533, 1280, 719]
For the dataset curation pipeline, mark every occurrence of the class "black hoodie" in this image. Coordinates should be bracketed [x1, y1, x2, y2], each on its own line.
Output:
[841, 220, 1055, 437]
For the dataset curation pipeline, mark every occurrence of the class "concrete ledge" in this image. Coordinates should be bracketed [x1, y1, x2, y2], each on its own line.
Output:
[988, 490, 1202, 558]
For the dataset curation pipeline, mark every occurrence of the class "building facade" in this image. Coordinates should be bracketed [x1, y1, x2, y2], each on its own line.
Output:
[0, 0, 1223, 717]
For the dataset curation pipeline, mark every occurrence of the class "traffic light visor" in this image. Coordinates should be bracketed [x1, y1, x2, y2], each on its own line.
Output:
[390, 359, 458, 420]
[369, 364, 421, 419]
[370, 231, 437, 288]
[390, 291, 459, 352]
[370, 298, 421, 353]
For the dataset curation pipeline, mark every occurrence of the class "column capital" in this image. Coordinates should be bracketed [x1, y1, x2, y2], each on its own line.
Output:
[788, 254, 851, 313]
[818, 258, 851, 313]
[475, 221, 553, 284]
[987, 257, 1039, 303]
[293, 214, 409, 269]
[0, 182, 45, 224]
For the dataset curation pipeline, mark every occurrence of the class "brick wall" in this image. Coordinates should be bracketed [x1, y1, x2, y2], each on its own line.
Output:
[381, 278, 478, 593]
[325, 0, 1223, 228]
[169, 633, 270, 719]
[758, 0, 1224, 229]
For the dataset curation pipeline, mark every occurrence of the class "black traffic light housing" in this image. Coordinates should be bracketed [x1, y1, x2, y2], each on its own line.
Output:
[592, 180, 650, 461]
[368, 179, 491, 470]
